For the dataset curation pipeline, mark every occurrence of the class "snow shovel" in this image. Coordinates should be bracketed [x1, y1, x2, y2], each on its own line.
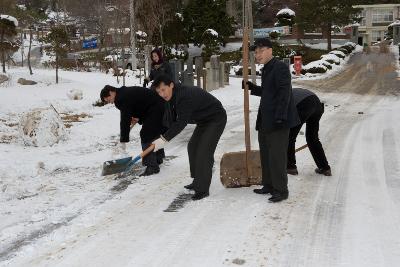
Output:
[101, 144, 155, 176]
[220, 25, 258, 187]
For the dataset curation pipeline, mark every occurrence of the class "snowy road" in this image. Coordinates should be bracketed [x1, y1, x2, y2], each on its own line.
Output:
[1, 47, 400, 266]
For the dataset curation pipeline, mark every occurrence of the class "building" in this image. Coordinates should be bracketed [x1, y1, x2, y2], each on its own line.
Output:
[354, 3, 400, 45]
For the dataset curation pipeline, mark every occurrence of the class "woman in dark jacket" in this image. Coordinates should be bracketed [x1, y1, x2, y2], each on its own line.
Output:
[143, 48, 173, 87]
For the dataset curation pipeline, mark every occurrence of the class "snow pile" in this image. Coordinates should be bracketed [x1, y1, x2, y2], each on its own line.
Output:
[205, 29, 218, 37]
[19, 107, 67, 147]
[136, 30, 147, 38]
[277, 8, 295, 17]
[321, 53, 341, 64]
[67, 89, 83, 100]
[329, 50, 346, 58]
[176, 12, 183, 21]
[0, 14, 18, 27]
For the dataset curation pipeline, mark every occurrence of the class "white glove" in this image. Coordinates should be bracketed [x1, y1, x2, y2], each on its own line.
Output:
[153, 137, 167, 152]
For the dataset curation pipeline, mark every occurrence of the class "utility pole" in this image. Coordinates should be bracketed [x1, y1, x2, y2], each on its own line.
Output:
[130, 0, 137, 70]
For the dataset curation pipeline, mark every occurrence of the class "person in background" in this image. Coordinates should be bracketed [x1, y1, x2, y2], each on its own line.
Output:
[143, 48, 173, 88]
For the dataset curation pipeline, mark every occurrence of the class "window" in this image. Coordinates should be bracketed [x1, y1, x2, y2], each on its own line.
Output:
[372, 9, 393, 22]
[371, 30, 382, 42]
[360, 10, 366, 26]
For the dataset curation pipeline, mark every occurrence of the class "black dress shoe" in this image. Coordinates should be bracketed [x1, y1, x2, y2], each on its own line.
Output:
[287, 168, 298, 175]
[253, 186, 274, 195]
[191, 191, 209, 200]
[184, 182, 194, 190]
[268, 192, 289, 203]
[139, 166, 160, 176]
[315, 167, 332, 176]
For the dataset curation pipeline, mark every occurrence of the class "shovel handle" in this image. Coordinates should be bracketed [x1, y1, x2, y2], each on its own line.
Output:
[141, 144, 155, 158]
[295, 144, 308, 152]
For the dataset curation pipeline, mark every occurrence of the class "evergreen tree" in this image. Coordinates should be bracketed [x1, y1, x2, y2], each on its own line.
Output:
[0, 15, 18, 73]
[297, 0, 361, 50]
[41, 26, 70, 83]
[182, 0, 234, 57]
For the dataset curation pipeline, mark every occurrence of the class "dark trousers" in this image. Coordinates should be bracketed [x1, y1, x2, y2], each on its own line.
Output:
[287, 95, 330, 170]
[188, 111, 227, 193]
[141, 142, 165, 168]
[258, 128, 289, 194]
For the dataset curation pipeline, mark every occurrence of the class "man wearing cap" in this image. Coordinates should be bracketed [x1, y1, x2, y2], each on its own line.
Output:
[245, 38, 300, 202]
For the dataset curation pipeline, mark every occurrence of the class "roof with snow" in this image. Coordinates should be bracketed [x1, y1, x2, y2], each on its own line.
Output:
[0, 15, 18, 27]
[277, 8, 295, 17]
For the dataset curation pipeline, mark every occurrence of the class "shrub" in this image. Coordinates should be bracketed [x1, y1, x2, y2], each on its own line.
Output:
[329, 51, 345, 59]
[337, 47, 350, 55]
[305, 66, 327, 74]
[321, 61, 332, 69]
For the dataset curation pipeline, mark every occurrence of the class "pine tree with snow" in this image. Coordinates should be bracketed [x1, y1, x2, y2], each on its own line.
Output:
[182, 0, 234, 57]
[297, 0, 361, 51]
[276, 8, 296, 27]
[0, 15, 18, 73]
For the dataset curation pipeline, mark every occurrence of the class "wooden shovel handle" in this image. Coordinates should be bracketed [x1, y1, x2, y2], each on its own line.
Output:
[295, 144, 308, 153]
[140, 144, 155, 159]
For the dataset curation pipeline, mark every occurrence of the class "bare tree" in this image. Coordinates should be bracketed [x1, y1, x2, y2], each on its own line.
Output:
[135, 0, 174, 46]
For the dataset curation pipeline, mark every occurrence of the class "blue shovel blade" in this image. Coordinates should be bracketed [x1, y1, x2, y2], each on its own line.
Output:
[101, 156, 133, 176]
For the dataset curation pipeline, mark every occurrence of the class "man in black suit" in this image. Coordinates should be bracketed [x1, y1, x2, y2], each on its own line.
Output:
[100, 85, 167, 176]
[245, 38, 300, 202]
[151, 74, 227, 201]
[287, 88, 331, 176]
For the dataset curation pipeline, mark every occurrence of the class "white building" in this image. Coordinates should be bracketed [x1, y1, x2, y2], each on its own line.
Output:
[354, 3, 400, 45]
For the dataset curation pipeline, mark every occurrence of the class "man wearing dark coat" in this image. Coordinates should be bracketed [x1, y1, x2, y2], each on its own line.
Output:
[245, 38, 300, 202]
[151, 74, 227, 201]
[100, 85, 167, 176]
[287, 88, 331, 176]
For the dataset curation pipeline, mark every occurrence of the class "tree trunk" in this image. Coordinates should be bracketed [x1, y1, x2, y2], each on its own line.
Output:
[28, 28, 33, 75]
[327, 23, 332, 51]
[1, 30, 5, 73]
[56, 54, 59, 84]
[20, 31, 24, 67]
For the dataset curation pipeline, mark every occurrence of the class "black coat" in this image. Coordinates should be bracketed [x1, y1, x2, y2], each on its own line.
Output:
[114, 86, 166, 143]
[250, 57, 300, 131]
[149, 62, 173, 81]
[162, 84, 226, 141]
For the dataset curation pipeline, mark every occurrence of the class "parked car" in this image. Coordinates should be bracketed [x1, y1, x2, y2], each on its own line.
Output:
[104, 50, 145, 70]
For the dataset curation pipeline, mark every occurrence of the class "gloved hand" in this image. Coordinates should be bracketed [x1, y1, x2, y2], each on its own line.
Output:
[152, 137, 167, 152]
[131, 117, 139, 127]
[241, 80, 257, 91]
[143, 78, 149, 88]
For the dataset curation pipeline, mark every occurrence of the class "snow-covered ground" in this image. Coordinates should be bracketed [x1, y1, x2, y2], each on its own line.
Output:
[1, 46, 400, 266]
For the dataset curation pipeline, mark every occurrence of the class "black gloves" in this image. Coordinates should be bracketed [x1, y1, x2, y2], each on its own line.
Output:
[241, 80, 257, 91]
[143, 78, 149, 88]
